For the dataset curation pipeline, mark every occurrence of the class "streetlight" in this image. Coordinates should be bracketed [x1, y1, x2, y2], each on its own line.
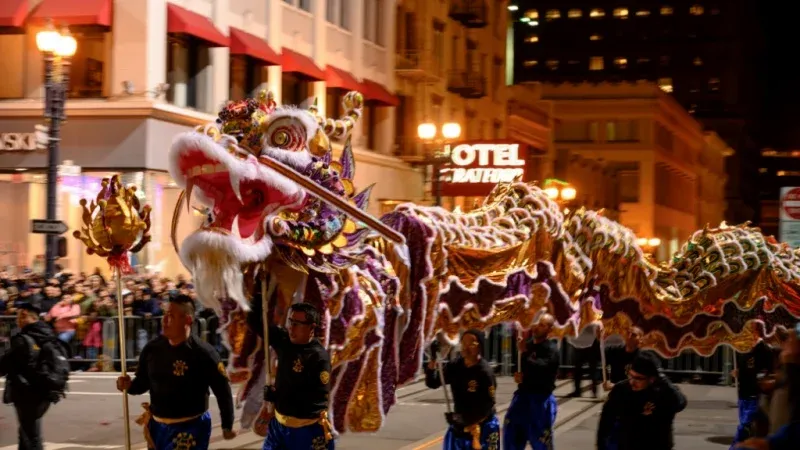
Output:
[37, 21, 77, 279]
[417, 121, 462, 206]
[543, 179, 578, 204]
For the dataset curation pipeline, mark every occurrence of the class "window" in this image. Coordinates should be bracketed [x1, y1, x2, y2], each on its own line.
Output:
[285, 0, 311, 11]
[0, 35, 24, 98]
[65, 32, 109, 99]
[589, 8, 605, 18]
[545, 9, 561, 20]
[693, 57, 703, 66]
[568, 9, 582, 18]
[658, 77, 673, 93]
[523, 60, 538, 67]
[167, 38, 213, 111]
[364, 0, 384, 45]
[613, 8, 629, 19]
[326, 0, 336, 23]
[636, 9, 650, 17]
[326, 0, 350, 29]
[690, 5, 704, 15]
[525, 10, 539, 20]
[451, 35, 459, 70]
[361, 105, 377, 150]
[661, 6, 673, 15]
[590, 34, 602, 41]
[525, 35, 539, 43]
[607, 120, 639, 141]
[637, 57, 651, 64]
[614, 57, 628, 69]
[229, 56, 267, 101]
[282, 73, 309, 106]
[709, 77, 720, 91]
[546, 60, 559, 70]
[433, 21, 445, 76]
[619, 167, 640, 202]
[590, 57, 604, 71]
[493, 121, 502, 139]
[492, 59, 503, 100]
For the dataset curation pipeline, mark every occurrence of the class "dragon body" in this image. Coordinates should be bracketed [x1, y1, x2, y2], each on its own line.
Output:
[166, 91, 800, 435]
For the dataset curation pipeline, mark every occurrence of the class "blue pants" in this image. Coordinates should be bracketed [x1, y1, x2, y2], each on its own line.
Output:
[147, 411, 211, 450]
[262, 417, 334, 450]
[443, 415, 500, 450]
[730, 397, 760, 449]
[599, 420, 620, 450]
[503, 392, 557, 450]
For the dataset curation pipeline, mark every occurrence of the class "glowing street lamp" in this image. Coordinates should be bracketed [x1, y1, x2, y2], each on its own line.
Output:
[417, 121, 462, 206]
[36, 21, 77, 280]
[543, 179, 577, 204]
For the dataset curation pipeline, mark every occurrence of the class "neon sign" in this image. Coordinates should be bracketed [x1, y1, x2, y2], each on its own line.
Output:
[439, 141, 529, 197]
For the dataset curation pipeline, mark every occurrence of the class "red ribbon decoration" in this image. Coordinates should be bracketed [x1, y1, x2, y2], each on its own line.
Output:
[107, 252, 134, 275]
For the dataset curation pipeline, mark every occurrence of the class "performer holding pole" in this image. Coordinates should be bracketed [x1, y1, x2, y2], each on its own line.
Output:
[424, 330, 500, 450]
[116, 295, 236, 449]
[73, 175, 155, 450]
[504, 314, 559, 450]
[262, 303, 334, 449]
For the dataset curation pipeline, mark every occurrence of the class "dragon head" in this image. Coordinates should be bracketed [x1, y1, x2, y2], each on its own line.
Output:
[168, 91, 366, 310]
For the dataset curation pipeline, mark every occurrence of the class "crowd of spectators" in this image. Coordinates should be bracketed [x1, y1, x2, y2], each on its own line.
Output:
[0, 265, 216, 370]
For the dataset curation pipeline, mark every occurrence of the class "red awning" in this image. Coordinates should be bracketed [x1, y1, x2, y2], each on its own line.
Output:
[0, 0, 28, 28]
[325, 66, 362, 92]
[281, 49, 325, 81]
[230, 28, 281, 65]
[167, 4, 229, 47]
[361, 79, 399, 107]
[29, 0, 111, 27]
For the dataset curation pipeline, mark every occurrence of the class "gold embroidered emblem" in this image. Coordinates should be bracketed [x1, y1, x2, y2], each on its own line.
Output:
[293, 357, 304, 373]
[217, 362, 228, 379]
[311, 435, 326, 450]
[539, 428, 552, 446]
[32, 343, 40, 351]
[488, 386, 495, 398]
[467, 380, 477, 392]
[320, 370, 330, 385]
[487, 431, 500, 450]
[642, 401, 655, 416]
[747, 357, 755, 369]
[172, 431, 196, 450]
[173, 360, 188, 377]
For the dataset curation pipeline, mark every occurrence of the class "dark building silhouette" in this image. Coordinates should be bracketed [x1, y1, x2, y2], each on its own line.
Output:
[509, 1, 762, 225]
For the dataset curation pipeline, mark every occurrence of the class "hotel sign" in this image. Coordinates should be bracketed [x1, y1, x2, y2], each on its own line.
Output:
[439, 141, 529, 197]
[0, 125, 49, 151]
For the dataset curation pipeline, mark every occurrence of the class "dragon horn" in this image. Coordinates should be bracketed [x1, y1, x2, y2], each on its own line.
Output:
[311, 91, 364, 140]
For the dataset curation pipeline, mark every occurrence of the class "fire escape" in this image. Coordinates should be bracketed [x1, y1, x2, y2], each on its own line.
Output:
[447, 0, 488, 100]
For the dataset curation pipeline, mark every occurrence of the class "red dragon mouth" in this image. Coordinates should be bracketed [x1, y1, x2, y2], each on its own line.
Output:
[175, 149, 304, 240]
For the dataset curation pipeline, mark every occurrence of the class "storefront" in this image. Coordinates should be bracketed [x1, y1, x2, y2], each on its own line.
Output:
[0, 114, 204, 277]
[436, 140, 541, 211]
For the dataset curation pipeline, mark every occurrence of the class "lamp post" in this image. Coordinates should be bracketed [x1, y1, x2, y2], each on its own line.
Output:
[417, 121, 462, 206]
[636, 237, 662, 260]
[36, 22, 76, 279]
[543, 179, 578, 205]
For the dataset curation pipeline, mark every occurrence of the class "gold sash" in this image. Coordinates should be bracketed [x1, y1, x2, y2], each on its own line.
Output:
[136, 403, 203, 449]
[275, 410, 334, 442]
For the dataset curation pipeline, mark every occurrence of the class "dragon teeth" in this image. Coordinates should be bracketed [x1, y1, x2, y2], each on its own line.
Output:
[231, 214, 241, 237]
[186, 179, 195, 215]
[229, 170, 243, 204]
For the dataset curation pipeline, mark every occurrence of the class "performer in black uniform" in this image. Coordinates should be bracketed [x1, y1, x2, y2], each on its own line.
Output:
[730, 337, 773, 448]
[425, 329, 500, 450]
[597, 353, 687, 450]
[116, 295, 236, 450]
[503, 313, 559, 450]
[262, 302, 333, 450]
[604, 327, 644, 390]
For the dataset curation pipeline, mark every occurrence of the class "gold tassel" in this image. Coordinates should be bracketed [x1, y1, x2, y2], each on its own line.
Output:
[135, 403, 155, 450]
[319, 410, 334, 442]
[466, 423, 481, 450]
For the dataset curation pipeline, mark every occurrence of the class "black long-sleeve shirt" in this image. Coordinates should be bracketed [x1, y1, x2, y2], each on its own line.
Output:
[128, 335, 234, 430]
[424, 357, 496, 427]
[597, 374, 687, 450]
[736, 340, 773, 398]
[269, 325, 331, 419]
[518, 338, 559, 395]
[605, 346, 641, 383]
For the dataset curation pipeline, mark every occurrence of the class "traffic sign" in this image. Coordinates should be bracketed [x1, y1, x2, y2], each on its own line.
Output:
[782, 187, 800, 220]
[31, 219, 68, 235]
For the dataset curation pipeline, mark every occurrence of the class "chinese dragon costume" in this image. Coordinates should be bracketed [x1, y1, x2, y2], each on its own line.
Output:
[166, 91, 800, 434]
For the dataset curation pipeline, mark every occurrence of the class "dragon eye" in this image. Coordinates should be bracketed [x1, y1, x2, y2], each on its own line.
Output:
[273, 131, 289, 146]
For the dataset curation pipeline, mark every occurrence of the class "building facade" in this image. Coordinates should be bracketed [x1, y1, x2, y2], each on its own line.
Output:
[534, 81, 730, 259]
[0, 0, 421, 277]
[508, 0, 760, 225]
[394, 0, 509, 211]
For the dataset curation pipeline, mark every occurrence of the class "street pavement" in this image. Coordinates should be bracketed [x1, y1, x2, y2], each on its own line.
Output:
[0, 373, 740, 449]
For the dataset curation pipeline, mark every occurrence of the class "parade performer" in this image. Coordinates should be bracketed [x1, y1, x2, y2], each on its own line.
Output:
[425, 330, 499, 450]
[116, 295, 236, 450]
[730, 333, 774, 448]
[604, 327, 644, 389]
[503, 313, 559, 450]
[596, 353, 687, 450]
[261, 302, 334, 450]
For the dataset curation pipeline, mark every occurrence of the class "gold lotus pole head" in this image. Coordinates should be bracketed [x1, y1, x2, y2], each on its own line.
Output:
[72, 174, 152, 273]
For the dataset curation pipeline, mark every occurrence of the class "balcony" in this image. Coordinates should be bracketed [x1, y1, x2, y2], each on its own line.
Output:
[446, 70, 470, 95]
[461, 72, 487, 99]
[449, 0, 488, 28]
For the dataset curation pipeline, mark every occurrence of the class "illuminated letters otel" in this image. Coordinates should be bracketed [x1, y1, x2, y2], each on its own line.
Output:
[448, 143, 525, 184]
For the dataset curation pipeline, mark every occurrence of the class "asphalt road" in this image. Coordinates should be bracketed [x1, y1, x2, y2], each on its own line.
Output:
[0, 374, 740, 449]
